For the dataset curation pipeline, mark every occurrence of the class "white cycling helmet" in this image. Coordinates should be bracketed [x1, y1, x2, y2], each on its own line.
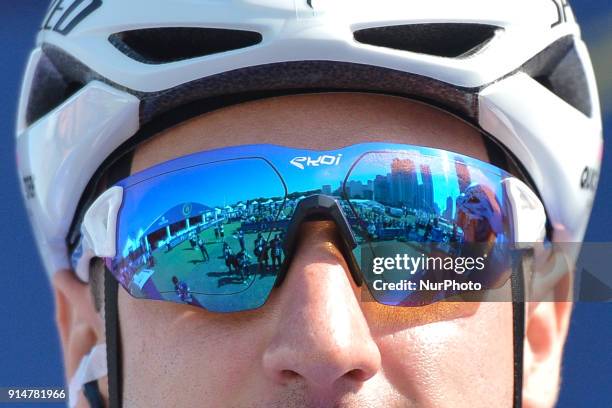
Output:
[16, 0, 602, 281]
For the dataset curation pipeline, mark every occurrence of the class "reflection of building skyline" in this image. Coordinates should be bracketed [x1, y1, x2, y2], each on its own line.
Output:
[389, 158, 418, 208]
[420, 164, 434, 211]
[333, 156, 473, 221]
[342, 157, 437, 213]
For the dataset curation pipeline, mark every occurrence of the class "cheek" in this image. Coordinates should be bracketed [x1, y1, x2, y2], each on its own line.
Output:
[375, 302, 514, 406]
[118, 291, 269, 405]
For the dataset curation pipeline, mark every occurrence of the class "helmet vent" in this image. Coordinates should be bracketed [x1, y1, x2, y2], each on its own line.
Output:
[25, 51, 86, 126]
[523, 37, 592, 117]
[109, 27, 263, 64]
[353, 23, 498, 58]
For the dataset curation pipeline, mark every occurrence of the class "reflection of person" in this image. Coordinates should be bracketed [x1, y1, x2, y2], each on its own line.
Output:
[223, 241, 234, 273]
[235, 229, 245, 251]
[197, 237, 209, 262]
[172, 276, 192, 303]
[455, 183, 504, 246]
[214, 226, 220, 242]
[219, 224, 225, 240]
[236, 249, 250, 282]
[367, 222, 376, 238]
[146, 254, 155, 268]
[254, 233, 264, 252]
[270, 234, 283, 270]
[255, 234, 269, 272]
[23, 3, 602, 408]
[423, 220, 433, 242]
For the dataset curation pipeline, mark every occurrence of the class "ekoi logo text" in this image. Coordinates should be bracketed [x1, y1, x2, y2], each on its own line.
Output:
[290, 154, 342, 170]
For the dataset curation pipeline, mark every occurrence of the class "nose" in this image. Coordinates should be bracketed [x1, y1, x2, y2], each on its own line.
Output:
[262, 221, 381, 392]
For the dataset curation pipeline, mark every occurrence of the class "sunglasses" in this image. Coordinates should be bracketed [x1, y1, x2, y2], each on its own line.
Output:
[72, 143, 546, 312]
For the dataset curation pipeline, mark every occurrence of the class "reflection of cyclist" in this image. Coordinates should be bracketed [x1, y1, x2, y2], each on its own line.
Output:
[172, 276, 192, 303]
[197, 237, 209, 262]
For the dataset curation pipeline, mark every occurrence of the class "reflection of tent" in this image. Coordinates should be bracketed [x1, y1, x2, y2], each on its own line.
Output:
[146, 202, 212, 230]
[142, 202, 214, 249]
[350, 199, 385, 211]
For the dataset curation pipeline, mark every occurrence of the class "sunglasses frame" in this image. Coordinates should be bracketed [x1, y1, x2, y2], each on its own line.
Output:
[72, 142, 547, 311]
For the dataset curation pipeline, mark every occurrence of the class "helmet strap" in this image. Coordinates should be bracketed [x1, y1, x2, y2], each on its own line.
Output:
[511, 253, 526, 408]
[83, 380, 105, 408]
[105, 267, 123, 408]
[68, 342, 106, 408]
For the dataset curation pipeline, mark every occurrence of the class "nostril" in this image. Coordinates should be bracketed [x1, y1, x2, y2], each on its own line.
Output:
[345, 368, 370, 382]
[281, 369, 299, 379]
[278, 369, 301, 383]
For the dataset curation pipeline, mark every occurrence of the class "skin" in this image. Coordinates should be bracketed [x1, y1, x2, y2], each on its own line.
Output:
[53, 93, 572, 407]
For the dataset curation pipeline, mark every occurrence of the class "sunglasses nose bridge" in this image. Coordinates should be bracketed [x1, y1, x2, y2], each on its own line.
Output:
[275, 194, 363, 288]
[284, 194, 357, 249]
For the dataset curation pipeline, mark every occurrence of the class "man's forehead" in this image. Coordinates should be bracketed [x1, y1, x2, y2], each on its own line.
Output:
[131, 93, 488, 174]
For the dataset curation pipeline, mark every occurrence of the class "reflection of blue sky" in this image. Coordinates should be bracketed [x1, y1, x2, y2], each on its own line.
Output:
[118, 158, 286, 245]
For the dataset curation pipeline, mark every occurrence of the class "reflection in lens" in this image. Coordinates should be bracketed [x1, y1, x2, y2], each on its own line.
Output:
[108, 158, 287, 312]
[345, 150, 514, 306]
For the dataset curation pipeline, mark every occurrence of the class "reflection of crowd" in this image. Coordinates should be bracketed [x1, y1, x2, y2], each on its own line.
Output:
[353, 207, 462, 244]
[222, 240, 250, 281]
[348, 182, 505, 248]
[221, 231, 285, 282]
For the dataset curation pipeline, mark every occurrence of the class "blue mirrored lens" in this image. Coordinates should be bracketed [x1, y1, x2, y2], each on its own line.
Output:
[345, 150, 514, 306]
[108, 158, 287, 312]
